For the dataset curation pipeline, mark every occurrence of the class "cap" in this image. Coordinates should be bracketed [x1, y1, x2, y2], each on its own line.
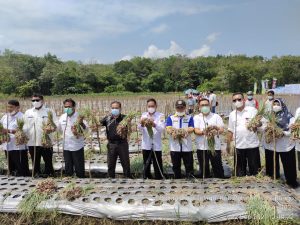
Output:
[175, 100, 186, 107]
[247, 91, 253, 95]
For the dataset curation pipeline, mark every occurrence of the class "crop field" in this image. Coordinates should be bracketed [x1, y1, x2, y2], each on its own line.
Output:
[0, 93, 299, 224]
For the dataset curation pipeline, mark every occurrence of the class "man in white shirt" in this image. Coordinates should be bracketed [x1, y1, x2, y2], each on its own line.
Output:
[194, 98, 225, 178]
[58, 99, 87, 178]
[0, 100, 29, 176]
[264, 90, 275, 112]
[207, 90, 217, 113]
[245, 91, 259, 109]
[166, 100, 194, 179]
[227, 92, 261, 177]
[24, 94, 57, 177]
[139, 98, 165, 179]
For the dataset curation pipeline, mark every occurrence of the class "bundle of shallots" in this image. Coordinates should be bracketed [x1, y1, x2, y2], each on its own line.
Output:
[0, 123, 10, 144]
[291, 117, 300, 140]
[15, 118, 29, 145]
[204, 125, 219, 155]
[247, 105, 265, 132]
[36, 178, 57, 195]
[168, 127, 187, 144]
[141, 118, 155, 138]
[41, 111, 56, 147]
[264, 123, 284, 144]
[116, 112, 139, 139]
[72, 114, 85, 138]
[60, 185, 83, 201]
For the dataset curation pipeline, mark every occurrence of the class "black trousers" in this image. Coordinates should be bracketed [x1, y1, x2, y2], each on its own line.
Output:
[297, 151, 300, 171]
[235, 147, 261, 176]
[265, 148, 298, 186]
[197, 150, 224, 178]
[29, 146, 54, 176]
[5, 150, 30, 176]
[107, 142, 131, 178]
[142, 150, 163, 180]
[63, 148, 85, 178]
[170, 151, 194, 179]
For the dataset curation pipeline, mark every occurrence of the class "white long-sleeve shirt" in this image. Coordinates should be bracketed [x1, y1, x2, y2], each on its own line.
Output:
[194, 112, 224, 151]
[228, 106, 260, 149]
[261, 117, 295, 152]
[23, 105, 57, 147]
[138, 112, 165, 151]
[293, 107, 300, 151]
[58, 112, 87, 151]
[0, 112, 26, 151]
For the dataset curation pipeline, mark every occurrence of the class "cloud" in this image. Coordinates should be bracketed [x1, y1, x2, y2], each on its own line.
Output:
[120, 55, 133, 61]
[143, 41, 184, 58]
[142, 33, 220, 59]
[150, 24, 168, 34]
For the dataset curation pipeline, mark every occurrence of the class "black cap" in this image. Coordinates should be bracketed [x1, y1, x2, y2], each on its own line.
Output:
[175, 100, 186, 107]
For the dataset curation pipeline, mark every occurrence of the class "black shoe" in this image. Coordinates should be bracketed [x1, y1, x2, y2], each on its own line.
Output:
[287, 181, 299, 189]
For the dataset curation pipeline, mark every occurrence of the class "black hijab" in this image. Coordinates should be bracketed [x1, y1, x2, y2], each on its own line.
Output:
[273, 98, 293, 131]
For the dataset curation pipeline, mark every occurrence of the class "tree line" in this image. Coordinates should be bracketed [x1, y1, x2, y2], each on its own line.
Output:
[1, 49, 300, 97]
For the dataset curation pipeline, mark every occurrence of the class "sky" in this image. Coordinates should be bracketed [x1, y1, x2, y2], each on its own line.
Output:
[0, 0, 299, 63]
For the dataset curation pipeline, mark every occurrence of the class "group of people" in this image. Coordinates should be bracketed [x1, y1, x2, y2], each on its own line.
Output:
[0, 92, 299, 189]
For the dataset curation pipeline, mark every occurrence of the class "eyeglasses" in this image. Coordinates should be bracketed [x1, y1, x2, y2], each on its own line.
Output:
[232, 98, 242, 103]
[31, 99, 41, 102]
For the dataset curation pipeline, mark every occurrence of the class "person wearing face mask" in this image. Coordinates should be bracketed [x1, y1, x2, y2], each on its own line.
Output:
[291, 107, 300, 172]
[100, 101, 131, 178]
[264, 90, 275, 112]
[194, 98, 225, 178]
[262, 99, 298, 188]
[227, 92, 261, 177]
[245, 91, 259, 109]
[138, 98, 165, 179]
[23, 94, 57, 177]
[0, 100, 30, 176]
[166, 100, 195, 179]
[57, 99, 87, 178]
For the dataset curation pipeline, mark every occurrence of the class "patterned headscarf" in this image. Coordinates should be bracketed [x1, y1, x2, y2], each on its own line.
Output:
[273, 98, 293, 131]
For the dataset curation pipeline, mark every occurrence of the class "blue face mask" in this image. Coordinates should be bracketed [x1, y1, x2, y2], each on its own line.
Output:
[247, 96, 253, 100]
[64, 108, 73, 115]
[111, 108, 120, 116]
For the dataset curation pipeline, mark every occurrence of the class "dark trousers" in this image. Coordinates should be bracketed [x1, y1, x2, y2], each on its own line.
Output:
[235, 147, 261, 176]
[5, 150, 30, 176]
[29, 146, 54, 176]
[170, 151, 194, 179]
[265, 148, 298, 186]
[297, 151, 300, 171]
[142, 150, 163, 179]
[107, 142, 130, 178]
[197, 150, 224, 178]
[63, 148, 85, 178]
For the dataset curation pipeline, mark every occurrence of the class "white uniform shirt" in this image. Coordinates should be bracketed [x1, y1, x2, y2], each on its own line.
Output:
[262, 117, 295, 152]
[264, 99, 273, 112]
[138, 112, 165, 151]
[0, 112, 26, 151]
[23, 105, 58, 147]
[194, 112, 224, 151]
[58, 112, 86, 151]
[228, 106, 260, 149]
[293, 107, 300, 151]
[166, 114, 194, 152]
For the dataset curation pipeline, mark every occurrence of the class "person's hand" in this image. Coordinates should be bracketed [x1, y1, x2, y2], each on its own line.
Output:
[140, 118, 146, 127]
[290, 124, 297, 131]
[71, 126, 78, 136]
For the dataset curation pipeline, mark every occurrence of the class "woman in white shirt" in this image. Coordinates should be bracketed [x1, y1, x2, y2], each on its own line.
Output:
[262, 98, 298, 188]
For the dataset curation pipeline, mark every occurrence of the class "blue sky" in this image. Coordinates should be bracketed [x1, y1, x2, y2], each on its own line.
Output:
[0, 0, 299, 63]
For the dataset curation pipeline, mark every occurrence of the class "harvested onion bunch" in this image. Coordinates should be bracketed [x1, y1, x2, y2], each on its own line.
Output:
[41, 111, 56, 147]
[168, 128, 187, 144]
[36, 178, 57, 195]
[15, 118, 29, 145]
[204, 125, 219, 155]
[247, 105, 265, 132]
[141, 118, 155, 138]
[72, 114, 85, 139]
[116, 112, 139, 139]
[291, 117, 300, 140]
[60, 185, 83, 201]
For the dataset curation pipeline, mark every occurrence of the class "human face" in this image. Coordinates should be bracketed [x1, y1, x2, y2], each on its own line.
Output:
[232, 94, 244, 109]
[7, 104, 18, 114]
[31, 97, 43, 108]
[64, 101, 75, 115]
[199, 100, 210, 115]
[147, 101, 157, 114]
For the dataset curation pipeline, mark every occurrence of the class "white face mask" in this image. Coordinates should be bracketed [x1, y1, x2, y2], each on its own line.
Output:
[273, 105, 282, 113]
[147, 107, 156, 114]
[32, 101, 42, 108]
[268, 96, 274, 100]
[233, 101, 243, 109]
[176, 111, 185, 117]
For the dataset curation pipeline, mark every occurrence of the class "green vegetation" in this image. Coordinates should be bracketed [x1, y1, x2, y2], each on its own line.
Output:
[1, 49, 300, 97]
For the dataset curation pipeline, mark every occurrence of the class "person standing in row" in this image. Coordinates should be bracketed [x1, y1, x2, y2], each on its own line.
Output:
[245, 91, 259, 109]
[58, 99, 87, 178]
[262, 99, 298, 188]
[292, 107, 300, 171]
[227, 92, 261, 177]
[100, 101, 131, 178]
[139, 98, 165, 179]
[24, 94, 57, 177]
[207, 91, 217, 113]
[264, 90, 275, 112]
[0, 100, 30, 176]
[166, 100, 194, 179]
[194, 98, 225, 178]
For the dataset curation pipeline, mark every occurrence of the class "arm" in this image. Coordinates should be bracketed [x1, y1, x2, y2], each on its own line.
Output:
[187, 117, 194, 133]
[154, 114, 166, 132]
